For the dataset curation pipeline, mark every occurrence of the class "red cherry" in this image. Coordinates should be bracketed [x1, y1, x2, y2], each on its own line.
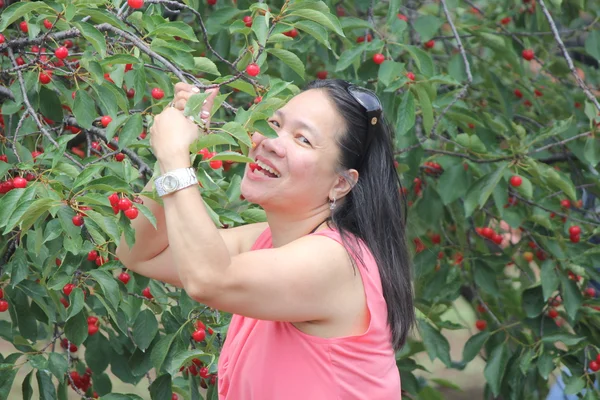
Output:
[0, 300, 8, 312]
[514, 89, 523, 98]
[492, 234, 503, 245]
[207, 0, 217, 5]
[142, 287, 153, 299]
[15, 57, 25, 66]
[431, 234, 441, 244]
[60, 298, 69, 308]
[198, 148, 211, 160]
[88, 324, 99, 336]
[406, 72, 415, 81]
[192, 329, 206, 342]
[199, 367, 209, 378]
[20, 21, 28, 33]
[91, 142, 101, 151]
[126, 88, 135, 98]
[424, 40, 435, 49]
[570, 234, 580, 243]
[43, 19, 53, 29]
[477, 304, 486, 313]
[12, 177, 27, 188]
[151, 88, 164, 100]
[246, 63, 260, 77]
[500, 17, 511, 25]
[87, 316, 98, 325]
[510, 175, 522, 187]
[372, 53, 385, 65]
[254, 96, 262, 104]
[100, 116, 112, 127]
[481, 227, 494, 239]
[63, 39, 73, 48]
[590, 361, 600, 372]
[118, 272, 131, 284]
[209, 160, 223, 169]
[534, 89, 543, 97]
[124, 207, 139, 220]
[39, 71, 52, 85]
[584, 287, 596, 297]
[95, 255, 105, 266]
[0, 34, 5, 44]
[283, 28, 298, 38]
[55, 258, 62, 267]
[72, 214, 84, 226]
[243, 16, 252, 27]
[0, 155, 7, 163]
[568, 226, 581, 235]
[118, 198, 132, 211]
[128, 0, 144, 9]
[397, 13, 408, 21]
[596, 354, 600, 363]
[548, 308, 558, 319]
[115, 153, 125, 162]
[54, 46, 68, 59]
[560, 199, 571, 208]
[87, 250, 98, 261]
[63, 283, 75, 296]
[522, 49, 534, 61]
[475, 320, 487, 331]
[0, 288, 3, 298]
[356, 34, 373, 43]
[108, 193, 119, 207]
[316, 71, 328, 80]
[196, 320, 206, 331]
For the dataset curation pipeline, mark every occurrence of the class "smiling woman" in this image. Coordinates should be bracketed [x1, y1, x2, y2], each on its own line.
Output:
[116, 78, 415, 400]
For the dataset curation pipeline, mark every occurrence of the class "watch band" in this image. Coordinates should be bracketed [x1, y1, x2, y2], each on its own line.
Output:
[155, 167, 198, 197]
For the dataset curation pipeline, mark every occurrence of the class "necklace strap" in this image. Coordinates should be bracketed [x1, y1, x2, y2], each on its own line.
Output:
[308, 217, 332, 235]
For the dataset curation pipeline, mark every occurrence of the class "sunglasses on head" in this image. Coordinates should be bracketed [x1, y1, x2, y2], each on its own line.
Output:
[347, 85, 383, 166]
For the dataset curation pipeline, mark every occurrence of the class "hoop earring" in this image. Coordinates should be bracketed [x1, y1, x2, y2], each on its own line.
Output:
[329, 197, 336, 211]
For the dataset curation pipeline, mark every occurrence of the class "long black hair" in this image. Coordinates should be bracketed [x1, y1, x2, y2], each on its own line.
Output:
[302, 79, 415, 350]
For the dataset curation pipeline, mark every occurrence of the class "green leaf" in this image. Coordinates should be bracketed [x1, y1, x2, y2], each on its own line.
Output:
[48, 353, 68, 381]
[85, 176, 131, 192]
[585, 30, 600, 62]
[118, 113, 143, 150]
[514, 175, 533, 199]
[88, 270, 120, 310]
[541, 261, 559, 301]
[267, 48, 305, 79]
[564, 374, 586, 395]
[73, 90, 97, 130]
[149, 374, 172, 400]
[132, 309, 159, 351]
[36, 370, 56, 400]
[335, 45, 366, 72]
[183, 92, 211, 122]
[522, 285, 545, 318]
[436, 164, 469, 205]
[400, 45, 435, 76]
[418, 320, 451, 367]
[64, 311, 88, 346]
[396, 90, 415, 137]
[219, 121, 251, 147]
[456, 133, 487, 153]
[560, 274, 583, 319]
[584, 136, 600, 166]
[0, 2, 53, 31]
[253, 119, 278, 139]
[39, 86, 64, 123]
[378, 61, 404, 86]
[462, 331, 489, 363]
[194, 57, 221, 76]
[22, 370, 33, 400]
[251, 15, 268, 47]
[294, 20, 331, 49]
[483, 342, 510, 397]
[413, 15, 444, 42]
[541, 333, 585, 346]
[73, 164, 104, 190]
[167, 349, 207, 376]
[414, 85, 434, 134]
[288, 9, 344, 36]
[66, 288, 85, 321]
[209, 151, 253, 163]
[151, 333, 176, 373]
[148, 21, 198, 41]
[73, 22, 106, 58]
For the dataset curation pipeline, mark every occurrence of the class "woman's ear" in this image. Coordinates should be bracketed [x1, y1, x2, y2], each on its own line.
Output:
[329, 169, 358, 201]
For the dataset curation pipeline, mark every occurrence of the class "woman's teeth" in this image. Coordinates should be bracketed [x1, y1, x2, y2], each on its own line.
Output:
[255, 160, 281, 177]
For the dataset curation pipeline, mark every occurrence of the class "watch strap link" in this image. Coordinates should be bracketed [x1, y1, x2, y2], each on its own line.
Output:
[155, 167, 198, 197]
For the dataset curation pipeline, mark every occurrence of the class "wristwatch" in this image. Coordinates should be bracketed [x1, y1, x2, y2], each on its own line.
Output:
[154, 167, 198, 197]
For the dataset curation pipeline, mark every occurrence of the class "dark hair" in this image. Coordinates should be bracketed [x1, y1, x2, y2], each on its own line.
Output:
[301, 79, 415, 350]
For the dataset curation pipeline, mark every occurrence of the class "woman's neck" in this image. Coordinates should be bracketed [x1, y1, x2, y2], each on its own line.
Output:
[266, 208, 332, 248]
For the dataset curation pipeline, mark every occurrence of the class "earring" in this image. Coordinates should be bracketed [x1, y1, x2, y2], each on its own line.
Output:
[329, 197, 336, 211]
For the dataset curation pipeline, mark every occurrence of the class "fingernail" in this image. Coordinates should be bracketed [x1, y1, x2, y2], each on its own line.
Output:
[203, 100, 207, 105]
[200, 118, 207, 125]
[192, 87, 200, 93]
[201, 110, 210, 117]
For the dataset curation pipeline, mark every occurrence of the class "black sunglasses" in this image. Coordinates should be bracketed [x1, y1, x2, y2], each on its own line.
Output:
[347, 85, 383, 166]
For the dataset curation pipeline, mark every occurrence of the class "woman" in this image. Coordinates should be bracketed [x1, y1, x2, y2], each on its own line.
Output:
[116, 78, 415, 399]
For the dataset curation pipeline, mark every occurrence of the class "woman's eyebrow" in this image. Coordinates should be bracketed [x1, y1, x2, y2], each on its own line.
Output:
[274, 110, 319, 138]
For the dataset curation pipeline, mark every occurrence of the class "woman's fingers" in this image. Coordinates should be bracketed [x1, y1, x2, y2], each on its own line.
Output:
[199, 88, 220, 128]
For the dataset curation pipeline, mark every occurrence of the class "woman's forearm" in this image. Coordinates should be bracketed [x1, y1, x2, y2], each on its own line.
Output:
[115, 178, 169, 263]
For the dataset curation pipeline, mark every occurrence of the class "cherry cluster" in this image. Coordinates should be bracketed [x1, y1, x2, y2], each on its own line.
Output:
[422, 161, 444, 177]
[475, 226, 504, 245]
[0, 288, 8, 312]
[0, 155, 37, 193]
[67, 368, 94, 395]
[108, 192, 140, 220]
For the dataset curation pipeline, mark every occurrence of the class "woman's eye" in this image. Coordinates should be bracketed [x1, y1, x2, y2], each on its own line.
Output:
[269, 120, 280, 127]
[297, 135, 311, 145]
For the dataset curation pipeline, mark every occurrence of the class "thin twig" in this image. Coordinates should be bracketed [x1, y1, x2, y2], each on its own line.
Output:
[538, 0, 600, 112]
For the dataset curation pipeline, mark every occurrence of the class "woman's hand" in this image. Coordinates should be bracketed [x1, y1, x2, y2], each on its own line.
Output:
[149, 84, 219, 169]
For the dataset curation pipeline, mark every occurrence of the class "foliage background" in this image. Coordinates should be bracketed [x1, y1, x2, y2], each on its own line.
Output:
[1, 0, 600, 399]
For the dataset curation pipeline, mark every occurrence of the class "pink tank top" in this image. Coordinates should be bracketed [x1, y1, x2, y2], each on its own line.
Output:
[217, 227, 402, 399]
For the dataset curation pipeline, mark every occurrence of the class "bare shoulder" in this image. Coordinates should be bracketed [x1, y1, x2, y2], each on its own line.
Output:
[219, 222, 269, 255]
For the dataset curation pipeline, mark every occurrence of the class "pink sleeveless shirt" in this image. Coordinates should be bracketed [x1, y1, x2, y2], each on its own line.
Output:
[217, 227, 402, 399]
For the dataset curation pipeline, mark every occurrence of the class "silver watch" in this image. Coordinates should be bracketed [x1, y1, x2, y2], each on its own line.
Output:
[154, 167, 198, 197]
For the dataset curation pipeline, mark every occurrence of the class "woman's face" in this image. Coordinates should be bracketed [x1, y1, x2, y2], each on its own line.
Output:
[241, 89, 347, 213]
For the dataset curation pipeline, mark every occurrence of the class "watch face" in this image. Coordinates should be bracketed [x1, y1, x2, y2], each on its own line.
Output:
[163, 176, 178, 191]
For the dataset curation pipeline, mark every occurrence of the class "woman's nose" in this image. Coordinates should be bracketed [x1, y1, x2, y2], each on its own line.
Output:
[252, 131, 286, 158]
